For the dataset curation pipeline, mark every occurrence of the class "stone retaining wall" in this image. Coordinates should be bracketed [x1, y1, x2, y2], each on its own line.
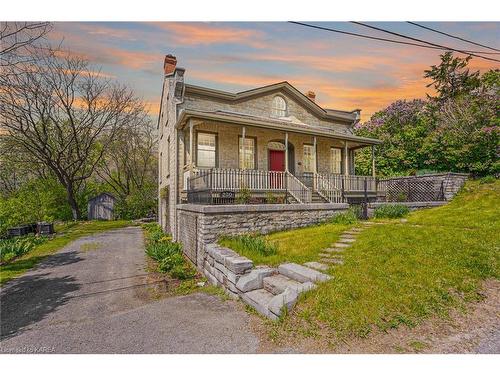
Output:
[176, 203, 348, 270]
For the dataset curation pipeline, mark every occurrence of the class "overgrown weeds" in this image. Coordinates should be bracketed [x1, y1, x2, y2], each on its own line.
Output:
[329, 207, 359, 224]
[374, 204, 410, 219]
[142, 223, 196, 280]
[0, 234, 48, 264]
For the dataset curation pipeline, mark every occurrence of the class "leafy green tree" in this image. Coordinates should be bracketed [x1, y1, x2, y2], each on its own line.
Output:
[356, 53, 498, 177]
[355, 99, 429, 176]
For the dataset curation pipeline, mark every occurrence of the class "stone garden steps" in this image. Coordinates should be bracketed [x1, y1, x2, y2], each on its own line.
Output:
[278, 263, 331, 283]
[203, 222, 381, 321]
[241, 289, 277, 319]
[263, 274, 315, 295]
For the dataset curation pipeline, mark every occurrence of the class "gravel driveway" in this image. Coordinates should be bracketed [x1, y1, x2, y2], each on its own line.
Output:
[0, 227, 260, 353]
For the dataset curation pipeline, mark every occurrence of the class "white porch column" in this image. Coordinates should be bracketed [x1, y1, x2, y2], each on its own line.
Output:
[241, 126, 246, 170]
[189, 120, 194, 172]
[344, 141, 349, 175]
[371, 145, 376, 177]
[313, 136, 317, 173]
[285, 132, 289, 172]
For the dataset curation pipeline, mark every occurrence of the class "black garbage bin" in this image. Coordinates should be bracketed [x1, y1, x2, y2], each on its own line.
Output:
[37, 222, 55, 235]
[8, 225, 29, 237]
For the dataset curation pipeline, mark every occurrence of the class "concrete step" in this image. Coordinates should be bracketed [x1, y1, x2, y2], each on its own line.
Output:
[319, 253, 343, 260]
[323, 247, 345, 253]
[344, 230, 362, 235]
[278, 263, 331, 283]
[338, 237, 356, 243]
[321, 258, 344, 265]
[240, 288, 277, 319]
[340, 234, 356, 239]
[304, 261, 329, 272]
[263, 274, 315, 295]
[333, 242, 351, 248]
[318, 252, 336, 258]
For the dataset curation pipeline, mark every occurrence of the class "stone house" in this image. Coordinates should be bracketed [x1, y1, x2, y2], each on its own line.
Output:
[157, 54, 382, 269]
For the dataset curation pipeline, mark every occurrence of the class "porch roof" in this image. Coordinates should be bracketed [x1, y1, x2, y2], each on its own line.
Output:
[175, 109, 382, 147]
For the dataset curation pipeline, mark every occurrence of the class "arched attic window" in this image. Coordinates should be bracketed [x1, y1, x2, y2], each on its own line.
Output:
[271, 96, 287, 117]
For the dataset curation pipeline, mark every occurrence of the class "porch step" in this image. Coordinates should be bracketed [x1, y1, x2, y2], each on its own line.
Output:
[311, 191, 328, 203]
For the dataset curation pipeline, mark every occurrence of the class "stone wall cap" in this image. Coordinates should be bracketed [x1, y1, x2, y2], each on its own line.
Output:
[177, 203, 349, 214]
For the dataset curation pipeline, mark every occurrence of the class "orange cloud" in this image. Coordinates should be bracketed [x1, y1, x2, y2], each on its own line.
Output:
[188, 69, 433, 121]
[151, 22, 266, 48]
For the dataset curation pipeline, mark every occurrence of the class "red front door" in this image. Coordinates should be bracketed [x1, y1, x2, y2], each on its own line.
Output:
[269, 150, 285, 171]
[269, 150, 285, 189]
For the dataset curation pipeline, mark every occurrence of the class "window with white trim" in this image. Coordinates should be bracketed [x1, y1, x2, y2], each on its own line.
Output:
[271, 96, 287, 117]
[330, 147, 342, 174]
[239, 137, 256, 169]
[166, 137, 170, 176]
[196, 132, 216, 168]
[303, 144, 315, 173]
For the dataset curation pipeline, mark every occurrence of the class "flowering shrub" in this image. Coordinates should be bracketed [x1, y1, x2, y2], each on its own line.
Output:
[354, 54, 499, 177]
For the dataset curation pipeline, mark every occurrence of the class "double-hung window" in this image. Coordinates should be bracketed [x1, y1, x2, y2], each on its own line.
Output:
[330, 147, 342, 174]
[303, 144, 315, 173]
[239, 137, 256, 169]
[197, 132, 217, 168]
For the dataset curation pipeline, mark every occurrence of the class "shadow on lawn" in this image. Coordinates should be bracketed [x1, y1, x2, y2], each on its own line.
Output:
[0, 251, 83, 340]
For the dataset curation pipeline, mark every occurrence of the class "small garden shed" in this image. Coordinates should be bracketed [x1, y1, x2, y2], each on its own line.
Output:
[88, 193, 116, 220]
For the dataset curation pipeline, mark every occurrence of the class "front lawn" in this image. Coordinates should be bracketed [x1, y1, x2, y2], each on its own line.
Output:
[0, 220, 133, 284]
[219, 222, 349, 266]
[265, 180, 499, 341]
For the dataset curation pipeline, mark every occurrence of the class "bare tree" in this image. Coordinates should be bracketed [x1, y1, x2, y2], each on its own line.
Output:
[0, 22, 52, 66]
[0, 46, 146, 219]
[96, 119, 158, 200]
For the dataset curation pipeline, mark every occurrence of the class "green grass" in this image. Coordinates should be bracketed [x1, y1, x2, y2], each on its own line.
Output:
[0, 220, 133, 284]
[219, 222, 349, 266]
[267, 180, 500, 340]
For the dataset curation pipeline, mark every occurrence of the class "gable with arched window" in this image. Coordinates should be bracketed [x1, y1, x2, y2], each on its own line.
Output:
[271, 95, 287, 117]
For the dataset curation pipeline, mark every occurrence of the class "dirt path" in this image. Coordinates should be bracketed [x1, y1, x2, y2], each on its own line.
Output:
[0, 227, 261, 353]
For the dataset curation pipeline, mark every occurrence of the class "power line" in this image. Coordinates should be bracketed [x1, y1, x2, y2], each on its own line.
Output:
[350, 21, 500, 63]
[407, 21, 500, 52]
[289, 22, 500, 58]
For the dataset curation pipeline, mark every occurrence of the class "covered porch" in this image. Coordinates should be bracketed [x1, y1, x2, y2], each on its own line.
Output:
[177, 109, 381, 204]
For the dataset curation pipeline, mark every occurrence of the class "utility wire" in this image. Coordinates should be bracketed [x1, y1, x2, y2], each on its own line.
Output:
[350, 21, 500, 63]
[407, 21, 500, 52]
[289, 22, 500, 57]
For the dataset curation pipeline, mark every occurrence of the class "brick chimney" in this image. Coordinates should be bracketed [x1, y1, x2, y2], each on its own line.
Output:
[163, 54, 177, 75]
[305, 90, 316, 102]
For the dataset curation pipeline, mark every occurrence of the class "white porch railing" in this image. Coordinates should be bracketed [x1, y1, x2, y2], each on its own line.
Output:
[286, 171, 312, 203]
[314, 173, 343, 203]
[190, 169, 287, 191]
[188, 169, 376, 204]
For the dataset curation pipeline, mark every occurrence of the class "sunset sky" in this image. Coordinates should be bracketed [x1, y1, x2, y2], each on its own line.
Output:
[49, 22, 499, 120]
